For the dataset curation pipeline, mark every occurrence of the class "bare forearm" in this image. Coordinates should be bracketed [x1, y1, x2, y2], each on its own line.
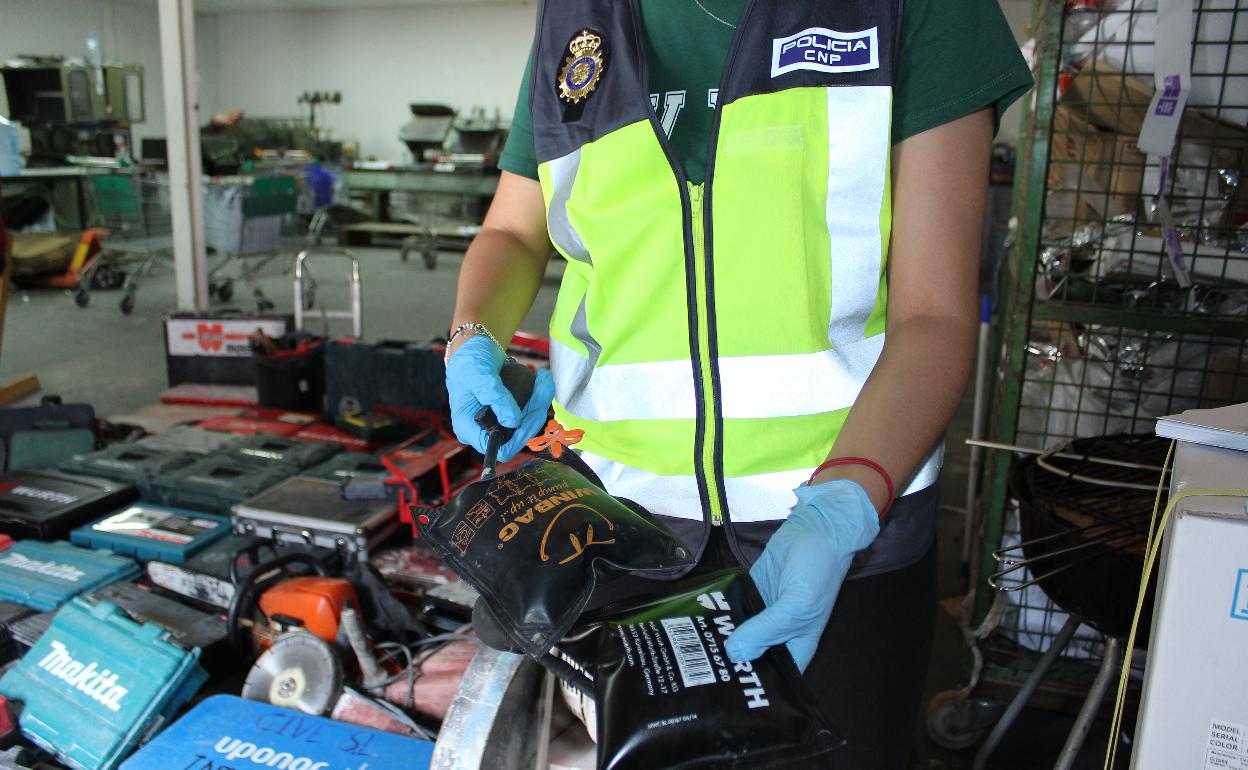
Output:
[814, 317, 977, 508]
[450, 228, 548, 344]
[446, 171, 553, 358]
[812, 108, 992, 510]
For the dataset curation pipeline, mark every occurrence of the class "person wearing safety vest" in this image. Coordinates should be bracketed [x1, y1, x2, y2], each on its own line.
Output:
[444, 0, 1032, 765]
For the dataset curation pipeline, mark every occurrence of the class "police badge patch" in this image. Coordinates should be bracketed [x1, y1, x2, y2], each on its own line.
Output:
[558, 29, 606, 104]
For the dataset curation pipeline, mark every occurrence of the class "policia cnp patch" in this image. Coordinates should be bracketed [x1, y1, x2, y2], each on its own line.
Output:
[557, 28, 607, 121]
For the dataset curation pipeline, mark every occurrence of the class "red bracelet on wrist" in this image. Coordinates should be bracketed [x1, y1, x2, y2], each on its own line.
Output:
[808, 456, 895, 516]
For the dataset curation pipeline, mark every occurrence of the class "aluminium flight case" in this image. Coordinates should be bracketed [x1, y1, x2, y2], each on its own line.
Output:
[232, 476, 399, 555]
[0, 469, 138, 541]
[59, 444, 197, 499]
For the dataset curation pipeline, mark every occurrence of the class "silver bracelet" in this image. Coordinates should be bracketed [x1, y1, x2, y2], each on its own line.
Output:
[445, 322, 501, 364]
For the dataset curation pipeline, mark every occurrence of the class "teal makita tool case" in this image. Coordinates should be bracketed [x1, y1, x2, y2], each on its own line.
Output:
[0, 597, 207, 770]
[69, 503, 230, 563]
[0, 541, 138, 611]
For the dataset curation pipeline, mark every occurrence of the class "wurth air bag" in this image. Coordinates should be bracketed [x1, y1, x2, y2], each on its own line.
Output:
[420, 459, 692, 658]
[587, 568, 840, 770]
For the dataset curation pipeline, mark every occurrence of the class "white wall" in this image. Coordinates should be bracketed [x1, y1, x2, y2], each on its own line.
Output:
[3, 0, 1027, 160]
[0, 0, 220, 155]
[210, 2, 535, 160]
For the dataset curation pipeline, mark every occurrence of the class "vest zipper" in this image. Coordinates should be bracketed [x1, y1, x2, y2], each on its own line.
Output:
[688, 183, 725, 527]
[627, 0, 721, 533]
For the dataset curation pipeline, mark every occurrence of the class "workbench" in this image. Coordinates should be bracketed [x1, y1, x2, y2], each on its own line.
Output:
[343, 167, 498, 222]
[0, 166, 115, 230]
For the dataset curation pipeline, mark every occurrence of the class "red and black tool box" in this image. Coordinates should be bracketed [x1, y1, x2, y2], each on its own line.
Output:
[164, 311, 292, 386]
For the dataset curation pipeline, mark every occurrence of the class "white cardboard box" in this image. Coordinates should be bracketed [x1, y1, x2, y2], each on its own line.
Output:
[1133, 441, 1248, 769]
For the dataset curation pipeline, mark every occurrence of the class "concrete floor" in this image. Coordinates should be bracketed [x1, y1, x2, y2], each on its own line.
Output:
[0, 241, 1120, 768]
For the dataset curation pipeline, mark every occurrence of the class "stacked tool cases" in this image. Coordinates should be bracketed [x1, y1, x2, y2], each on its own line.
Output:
[324, 338, 448, 420]
[218, 433, 341, 469]
[0, 597, 207, 770]
[291, 422, 388, 452]
[195, 414, 304, 437]
[60, 446, 197, 500]
[135, 426, 241, 456]
[148, 456, 293, 515]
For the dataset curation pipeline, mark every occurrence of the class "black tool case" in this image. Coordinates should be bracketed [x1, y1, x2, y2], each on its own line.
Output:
[232, 476, 398, 555]
[0, 469, 138, 540]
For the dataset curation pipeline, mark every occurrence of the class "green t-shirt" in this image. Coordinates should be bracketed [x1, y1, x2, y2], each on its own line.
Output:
[500, 0, 1033, 184]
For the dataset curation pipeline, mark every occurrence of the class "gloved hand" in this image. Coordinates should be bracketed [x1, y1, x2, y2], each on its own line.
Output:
[725, 479, 881, 672]
[445, 335, 556, 462]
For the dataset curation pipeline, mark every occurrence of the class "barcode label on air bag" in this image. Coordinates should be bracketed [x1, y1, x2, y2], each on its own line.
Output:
[661, 616, 715, 688]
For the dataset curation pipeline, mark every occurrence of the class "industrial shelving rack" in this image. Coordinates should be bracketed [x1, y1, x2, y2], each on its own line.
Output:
[947, 0, 1248, 756]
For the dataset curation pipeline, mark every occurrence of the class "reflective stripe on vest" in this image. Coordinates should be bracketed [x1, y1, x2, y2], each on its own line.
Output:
[533, 1, 942, 524]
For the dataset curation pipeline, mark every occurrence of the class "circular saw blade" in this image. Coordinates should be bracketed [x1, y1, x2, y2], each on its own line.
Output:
[242, 632, 343, 715]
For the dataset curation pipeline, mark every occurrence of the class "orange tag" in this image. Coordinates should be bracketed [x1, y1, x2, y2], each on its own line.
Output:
[525, 419, 584, 459]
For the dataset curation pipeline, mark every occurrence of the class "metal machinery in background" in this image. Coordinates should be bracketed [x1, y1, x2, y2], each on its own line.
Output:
[1, 56, 144, 165]
[335, 104, 506, 268]
[928, 0, 1248, 759]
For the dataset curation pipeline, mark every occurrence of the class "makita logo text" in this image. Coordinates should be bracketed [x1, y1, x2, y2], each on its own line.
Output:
[0, 552, 85, 582]
[771, 27, 879, 77]
[4, 485, 77, 505]
[214, 737, 329, 770]
[37, 640, 129, 712]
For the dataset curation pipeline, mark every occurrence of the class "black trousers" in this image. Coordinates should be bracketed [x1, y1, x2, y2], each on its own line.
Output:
[805, 540, 939, 770]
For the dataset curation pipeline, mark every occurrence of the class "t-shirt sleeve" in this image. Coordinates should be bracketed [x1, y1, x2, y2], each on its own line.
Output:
[892, 0, 1034, 144]
[499, 46, 541, 181]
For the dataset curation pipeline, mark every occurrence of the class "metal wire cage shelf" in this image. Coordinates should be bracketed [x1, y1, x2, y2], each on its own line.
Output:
[934, 0, 1248, 761]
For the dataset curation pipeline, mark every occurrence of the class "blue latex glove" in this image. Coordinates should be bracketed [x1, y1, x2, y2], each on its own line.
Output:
[445, 335, 556, 462]
[725, 479, 881, 672]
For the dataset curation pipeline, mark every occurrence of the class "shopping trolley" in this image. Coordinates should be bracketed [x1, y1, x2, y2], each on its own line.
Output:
[78, 173, 173, 314]
[204, 175, 298, 310]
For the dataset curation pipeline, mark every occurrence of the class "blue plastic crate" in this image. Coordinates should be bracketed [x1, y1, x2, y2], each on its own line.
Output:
[70, 504, 230, 563]
[0, 597, 207, 770]
[121, 694, 434, 770]
[0, 541, 139, 611]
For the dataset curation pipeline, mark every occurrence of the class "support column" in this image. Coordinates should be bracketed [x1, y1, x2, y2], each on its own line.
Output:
[158, 0, 208, 311]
